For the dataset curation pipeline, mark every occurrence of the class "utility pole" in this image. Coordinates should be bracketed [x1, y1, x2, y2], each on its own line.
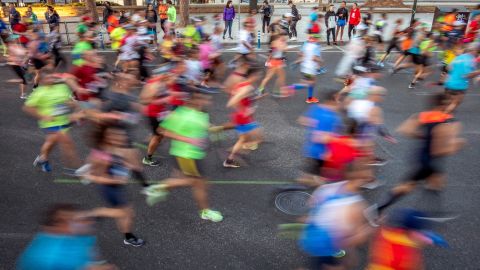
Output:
[410, 0, 417, 25]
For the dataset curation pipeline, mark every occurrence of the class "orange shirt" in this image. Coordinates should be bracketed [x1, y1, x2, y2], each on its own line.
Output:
[107, 15, 119, 33]
[158, 4, 168, 20]
[442, 13, 455, 32]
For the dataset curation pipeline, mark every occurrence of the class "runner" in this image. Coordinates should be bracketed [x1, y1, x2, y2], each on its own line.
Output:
[23, 68, 82, 173]
[28, 30, 51, 88]
[257, 33, 288, 97]
[85, 125, 145, 247]
[443, 44, 479, 113]
[299, 162, 373, 270]
[378, 18, 403, 67]
[224, 68, 265, 168]
[377, 93, 466, 214]
[145, 90, 224, 222]
[6, 34, 29, 99]
[280, 34, 323, 103]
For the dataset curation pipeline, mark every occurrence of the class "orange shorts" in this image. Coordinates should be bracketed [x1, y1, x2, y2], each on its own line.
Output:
[267, 58, 285, 68]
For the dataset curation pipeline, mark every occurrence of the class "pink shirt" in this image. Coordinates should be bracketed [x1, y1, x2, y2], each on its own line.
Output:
[199, 42, 214, 69]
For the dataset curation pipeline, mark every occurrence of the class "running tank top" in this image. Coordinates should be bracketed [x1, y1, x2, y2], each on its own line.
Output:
[231, 82, 254, 125]
[144, 77, 170, 118]
[417, 111, 454, 164]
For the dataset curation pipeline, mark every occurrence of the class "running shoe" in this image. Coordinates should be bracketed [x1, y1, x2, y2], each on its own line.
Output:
[317, 67, 327, 75]
[63, 167, 79, 177]
[256, 86, 265, 94]
[123, 237, 145, 247]
[75, 164, 91, 177]
[33, 156, 51, 172]
[377, 61, 385, 67]
[142, 157, 161, 167]
[20, 94, 28, 99]
[145, 184, 169, 206]
[305, 97, 319, 104]
[368, 157, 388, 166]
[200, 209, 224, 222]
[333, 249, 346, 258]
[223, 159, 241, 168]
[408, 83, 416, 89]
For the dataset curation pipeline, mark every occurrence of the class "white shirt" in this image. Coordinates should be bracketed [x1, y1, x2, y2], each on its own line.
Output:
[237, 29, 252, 54]
[347, 99, 375, 123]
[119, 34, 140, 61]
[185, 59, 202, 83]
[301, 41, 321, 75]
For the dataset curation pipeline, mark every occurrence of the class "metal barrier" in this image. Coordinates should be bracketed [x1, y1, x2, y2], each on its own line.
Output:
[6, 21, 90, 46]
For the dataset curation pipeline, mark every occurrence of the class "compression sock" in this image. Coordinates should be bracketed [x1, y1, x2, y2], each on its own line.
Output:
[307, 85, 314, 99]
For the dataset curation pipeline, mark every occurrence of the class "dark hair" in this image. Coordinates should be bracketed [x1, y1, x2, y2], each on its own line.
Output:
[43, 204, 78, 227]
[288, 0, 293, 5]
[342, 1, 346, 3]
[263, 0, 268, 4]
[226, 0, 232, 7]
[320, 89, 339, 102]
[167, 0, 172, 4]
[353, 2, 358, 7]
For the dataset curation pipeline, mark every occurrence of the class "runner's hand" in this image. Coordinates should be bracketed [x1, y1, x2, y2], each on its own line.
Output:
[188, 138, 206, 148]
[384, 135, 397, 144]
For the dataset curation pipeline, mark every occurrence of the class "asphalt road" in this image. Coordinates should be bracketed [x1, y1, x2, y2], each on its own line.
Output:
[1, 49, 480, 270]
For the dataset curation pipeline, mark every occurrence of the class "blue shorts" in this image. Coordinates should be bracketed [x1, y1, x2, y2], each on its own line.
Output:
[337, 19, 346, 27]
[99, 185, 128, 207]
[235, 122, 259, 134]
[42, 124, 71, 133]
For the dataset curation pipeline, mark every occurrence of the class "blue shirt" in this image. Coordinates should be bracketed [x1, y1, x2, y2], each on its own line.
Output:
[445, 53, 476, 91]
[303, 105, 341, 160]
[17, 233, 96, 270]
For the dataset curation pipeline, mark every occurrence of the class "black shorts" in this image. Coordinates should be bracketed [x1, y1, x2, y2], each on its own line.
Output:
[441, 64, 448, 74]
[99, 184, 128, 207]
[445, 88, 466, 96]
[412, 54, 423, 65]
[303, 158, 325, 176]
[32, 58, 47, 70]
[421, 56, 431, 67]
[409, 158, 444, 182]
[403, 50, 411, 56]
[310, 256, 341, 269]
[147, 116, 161, 136]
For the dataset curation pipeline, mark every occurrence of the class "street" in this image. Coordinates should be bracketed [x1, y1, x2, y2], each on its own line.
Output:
[1, 50, 480, 270]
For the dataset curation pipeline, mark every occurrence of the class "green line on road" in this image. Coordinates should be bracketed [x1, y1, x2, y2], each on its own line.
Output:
[54, 178, 293, 185]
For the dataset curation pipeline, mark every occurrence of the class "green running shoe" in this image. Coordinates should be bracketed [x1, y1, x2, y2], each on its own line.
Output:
[333, 249, 346, 258]
[200, 209, 223, 222]
[145, 184, 169, 206]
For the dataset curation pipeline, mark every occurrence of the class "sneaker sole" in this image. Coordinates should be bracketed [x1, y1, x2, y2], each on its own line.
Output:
[223, 163, 240, 168]
[123, 239, 144, 247]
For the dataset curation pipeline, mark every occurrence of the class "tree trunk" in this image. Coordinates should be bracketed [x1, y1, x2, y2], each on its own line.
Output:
[85, 0, 99, 23]
[178, 0, 188, 27]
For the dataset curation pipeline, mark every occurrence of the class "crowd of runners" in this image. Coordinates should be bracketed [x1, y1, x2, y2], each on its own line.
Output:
[2, 2, 480, 269]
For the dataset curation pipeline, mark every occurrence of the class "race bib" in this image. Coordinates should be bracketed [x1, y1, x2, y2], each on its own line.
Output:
[52, 104, 70, 116]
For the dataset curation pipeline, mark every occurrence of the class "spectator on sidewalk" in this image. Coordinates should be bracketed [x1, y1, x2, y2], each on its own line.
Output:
[260, 0, 273, 35]
[288, 0, 300, 41]
[158, 0, 169, 36]
[26, 6, 38, 24]
[348, 2, 361, 40]
[223, 1, 235, 40]
[45, 6, 60, 32]
[166, 0, 176, 35]
[103, 2, 114, 28]
[107, 10, 120, 34]
[9, 4, 21, 28]
[336, 1, 348, 44]
[146, 4, 158, 45]
[325, 4, 337, 45]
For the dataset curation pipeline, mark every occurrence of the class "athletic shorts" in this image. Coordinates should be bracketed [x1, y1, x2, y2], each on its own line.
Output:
[267, 58, 285, 68]
[403, 50, 411, 56]
[412, 54, 423, 65]
[302, 72, 316, 81]
[445, 88, 466, 96]
[235, 122, 259, 134]
[409, 158, 444, 182]
[176, 157, 204, 177]
[303, 158, 325, 176]
[310, 256, 341, 269]
[421, 56, 431, 67]
[147, 116, 161, 136]
[32, 58, 46, 70]
[337, 19, 346, 27]
[99, 184, 128, 207]
[42, 124, 71, 133]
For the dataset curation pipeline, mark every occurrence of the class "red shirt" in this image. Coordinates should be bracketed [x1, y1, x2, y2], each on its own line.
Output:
[144, 77, 169, 118]
[72, 65, 97, 101]
[231, 82, 254, 125]
[465, 20, 479, 41]
[349, 8, 361, 25]
[13, 23, 28, 45]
